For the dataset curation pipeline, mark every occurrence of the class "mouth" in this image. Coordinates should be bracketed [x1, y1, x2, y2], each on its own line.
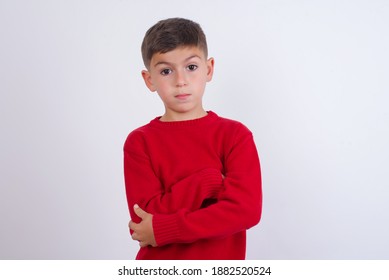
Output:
[175, 93, 191, 100]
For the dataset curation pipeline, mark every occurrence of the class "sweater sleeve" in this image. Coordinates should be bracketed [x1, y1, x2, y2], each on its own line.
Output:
[151, 126, 262, 246]
[124, 131, 223, 224]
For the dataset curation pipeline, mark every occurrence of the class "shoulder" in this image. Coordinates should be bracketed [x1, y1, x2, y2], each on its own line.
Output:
[123, 118, 158, 151]
[212, 112, 252, 135]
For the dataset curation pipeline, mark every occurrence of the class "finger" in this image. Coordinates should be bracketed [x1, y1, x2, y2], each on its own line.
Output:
[133, 204, 148, 220]
[129, 221, 137, 231]
[131, 232, 139, 241]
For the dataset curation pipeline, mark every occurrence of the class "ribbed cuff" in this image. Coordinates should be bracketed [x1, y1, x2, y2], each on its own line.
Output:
[200, 168, 224, 198]
[153, 213, 181, 246]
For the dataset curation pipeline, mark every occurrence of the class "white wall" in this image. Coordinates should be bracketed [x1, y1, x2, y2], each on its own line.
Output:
[1, 0, 388, 259]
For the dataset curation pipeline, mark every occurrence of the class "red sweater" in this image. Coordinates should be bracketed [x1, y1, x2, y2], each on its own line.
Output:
[123, 111, 262, 259]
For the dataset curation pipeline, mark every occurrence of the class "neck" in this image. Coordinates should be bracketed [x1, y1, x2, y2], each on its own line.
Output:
[159, 109, 208, 122]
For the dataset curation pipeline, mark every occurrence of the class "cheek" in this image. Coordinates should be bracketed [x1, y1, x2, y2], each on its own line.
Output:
[154, 79, 171, 91]
[160, 82, 172, 92]
[155, 82, 174, 99]
[194, 75, 209, 90]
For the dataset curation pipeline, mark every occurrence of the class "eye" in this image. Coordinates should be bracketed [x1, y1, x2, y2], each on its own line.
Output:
[187, 64, 198, 71]
[160, 68, 172, 76]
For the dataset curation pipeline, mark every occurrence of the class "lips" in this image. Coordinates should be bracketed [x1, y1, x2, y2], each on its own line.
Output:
[175, 94, 191, 100]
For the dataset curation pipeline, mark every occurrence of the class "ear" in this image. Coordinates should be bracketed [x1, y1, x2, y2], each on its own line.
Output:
[206, 57, 215, 82]
[141, 70, 157, 92]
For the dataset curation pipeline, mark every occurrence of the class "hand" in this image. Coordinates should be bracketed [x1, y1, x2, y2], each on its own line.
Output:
[128, 204, 157, 247]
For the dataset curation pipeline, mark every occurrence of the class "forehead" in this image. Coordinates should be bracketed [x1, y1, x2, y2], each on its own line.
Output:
[150, 46, 206, 67]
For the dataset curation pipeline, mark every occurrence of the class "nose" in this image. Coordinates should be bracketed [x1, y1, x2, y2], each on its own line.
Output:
[175, 69, 187, 87]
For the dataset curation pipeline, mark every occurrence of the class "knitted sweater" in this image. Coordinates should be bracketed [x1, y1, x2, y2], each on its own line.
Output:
[123, 111, 262, 259]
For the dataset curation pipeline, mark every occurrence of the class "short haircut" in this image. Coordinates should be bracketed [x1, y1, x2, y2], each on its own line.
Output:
[141, 18, 208, 69]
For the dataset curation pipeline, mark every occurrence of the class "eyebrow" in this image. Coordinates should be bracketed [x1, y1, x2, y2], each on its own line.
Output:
[153, 55, 202, 68]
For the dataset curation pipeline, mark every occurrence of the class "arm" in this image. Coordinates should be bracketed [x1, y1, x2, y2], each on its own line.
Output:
[151, 127, 262, 246]
[124, 131, 223, 224]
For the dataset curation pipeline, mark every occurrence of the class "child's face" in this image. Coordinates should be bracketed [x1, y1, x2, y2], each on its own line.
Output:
[142, 46, 214, 121]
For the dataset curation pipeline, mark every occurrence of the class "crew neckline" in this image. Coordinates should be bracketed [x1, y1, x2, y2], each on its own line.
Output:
[150, 111, 218, 127]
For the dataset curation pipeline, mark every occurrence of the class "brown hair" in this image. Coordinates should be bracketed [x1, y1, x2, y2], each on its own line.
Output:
[141, 18, 208, 68]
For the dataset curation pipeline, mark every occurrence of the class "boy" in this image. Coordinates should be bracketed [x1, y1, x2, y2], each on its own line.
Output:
[124, 18, 262, 260]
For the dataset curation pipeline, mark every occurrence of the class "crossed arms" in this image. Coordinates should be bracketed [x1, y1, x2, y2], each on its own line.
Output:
[124, 129, 262, 247]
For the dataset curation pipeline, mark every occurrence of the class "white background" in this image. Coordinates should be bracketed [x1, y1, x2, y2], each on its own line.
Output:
[1, 0, 388, 259]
